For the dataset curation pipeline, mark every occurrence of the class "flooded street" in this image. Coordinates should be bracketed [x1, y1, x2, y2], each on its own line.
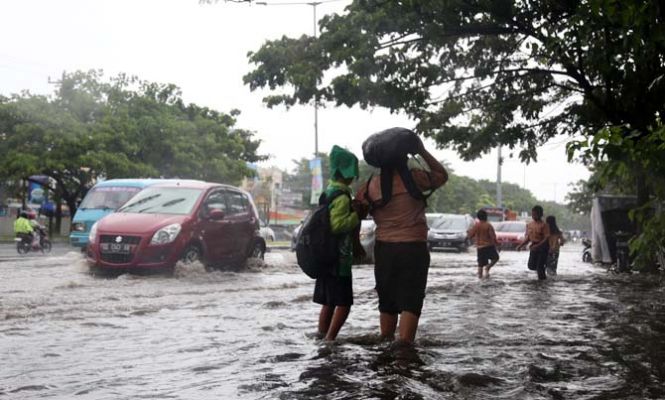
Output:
[1, 244, 664, 399]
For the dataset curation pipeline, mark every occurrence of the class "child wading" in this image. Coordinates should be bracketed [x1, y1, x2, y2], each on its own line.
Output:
[467, 209, 500, 278]
[517, 205, 550, 280]
[313, 145, 363, 341]
[546, 216, 566, 276]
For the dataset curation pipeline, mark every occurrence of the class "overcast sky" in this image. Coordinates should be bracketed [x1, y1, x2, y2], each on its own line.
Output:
[0, 0, 589, 203]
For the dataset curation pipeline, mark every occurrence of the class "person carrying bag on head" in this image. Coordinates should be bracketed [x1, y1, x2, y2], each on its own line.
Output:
[356, 127, 448, 344]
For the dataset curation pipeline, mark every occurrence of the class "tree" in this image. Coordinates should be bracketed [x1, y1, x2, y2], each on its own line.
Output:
[245, 0, 664, 205]
[565, 162, 636, 214]
[0, 70, 264, 221]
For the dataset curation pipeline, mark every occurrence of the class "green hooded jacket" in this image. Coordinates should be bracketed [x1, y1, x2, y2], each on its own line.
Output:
[325, 145, 360, 277]
[325, 181, 359, 277]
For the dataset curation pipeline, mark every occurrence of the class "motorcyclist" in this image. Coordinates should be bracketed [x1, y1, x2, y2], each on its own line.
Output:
[14, 211, 34, 245]
[28, 213, 47, 247]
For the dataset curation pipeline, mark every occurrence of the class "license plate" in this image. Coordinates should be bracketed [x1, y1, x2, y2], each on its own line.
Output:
[440, 241, 450, 246]
[100, 243, 132, 254]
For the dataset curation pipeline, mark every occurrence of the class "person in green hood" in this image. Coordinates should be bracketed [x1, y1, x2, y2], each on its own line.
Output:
[313, 145, 365, 341]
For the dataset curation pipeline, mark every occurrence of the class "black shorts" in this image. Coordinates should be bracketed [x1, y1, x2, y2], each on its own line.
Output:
[528, 246, 549, 271]
[374, 241, 430, 317]
[477, 246, 499, 266]
[313, 275, 353, 307]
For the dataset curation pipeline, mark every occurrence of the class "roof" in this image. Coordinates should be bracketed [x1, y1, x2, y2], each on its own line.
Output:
[93, 179, 166, 188]
[93, 178, 210, 189]
[148, 180, 236, 191]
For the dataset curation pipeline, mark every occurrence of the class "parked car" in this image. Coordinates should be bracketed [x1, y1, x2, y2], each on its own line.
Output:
[358, 219, 376, 264]
[86, 181, 266, 274]
[426, 213, 446, 228]
[260, 222, 276, 242]
[427, 214, 475, 252]
[290, 221, 303, 251]
[494, 221, 527, 250]
[70, 179, 184, 249]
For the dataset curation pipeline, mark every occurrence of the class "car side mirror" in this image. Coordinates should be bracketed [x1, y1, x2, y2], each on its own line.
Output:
[209, 210, 225, 220]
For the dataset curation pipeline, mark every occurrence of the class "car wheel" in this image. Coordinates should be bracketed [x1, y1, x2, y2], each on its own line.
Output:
[181, 245, 202, 264]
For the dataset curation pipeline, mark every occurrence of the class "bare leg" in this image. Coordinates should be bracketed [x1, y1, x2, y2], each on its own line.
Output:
[380, 312, 398, 340]
[318, 305, 333, 338]
[477, 266, 483, 278]
[398, 311, 420, 343]
[324, 306, 350, 341]
[483, 266, 490, 278]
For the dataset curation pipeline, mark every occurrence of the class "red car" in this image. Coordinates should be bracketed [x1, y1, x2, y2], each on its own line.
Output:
[494, 221, 527, 250]
[86, 181, 266, 274]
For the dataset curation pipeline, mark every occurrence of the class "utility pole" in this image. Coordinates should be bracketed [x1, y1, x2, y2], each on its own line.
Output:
[312, 1, 319, 156]
[496, 146, 503, 209]
[256, 0, 321, 156]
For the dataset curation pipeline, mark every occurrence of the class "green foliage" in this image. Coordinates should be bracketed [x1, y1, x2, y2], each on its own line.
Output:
[569, 120, 665, 270]
[565, 162, 636, 214]
[0, 70, 264, 216]
[245, 0, 665, 164]
[630, 202, 665, 272]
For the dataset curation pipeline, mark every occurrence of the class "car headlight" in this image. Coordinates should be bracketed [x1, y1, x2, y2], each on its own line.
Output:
[150, 223, 182, 245]
[72, 222, 86, 232]
[88, 222, 98, 243]
[456, 232, 466, 239]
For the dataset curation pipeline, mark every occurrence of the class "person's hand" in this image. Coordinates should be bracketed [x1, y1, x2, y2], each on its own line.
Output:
[352, 199, 368, 219]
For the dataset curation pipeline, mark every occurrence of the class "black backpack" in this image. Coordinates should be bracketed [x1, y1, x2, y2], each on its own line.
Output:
[295, 190, 349, 279]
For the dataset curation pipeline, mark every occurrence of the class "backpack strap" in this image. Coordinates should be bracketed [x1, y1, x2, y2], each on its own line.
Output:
[363, 174, 383, 211]
[365, 163, 433, 210]
[319, 189, 350, 207]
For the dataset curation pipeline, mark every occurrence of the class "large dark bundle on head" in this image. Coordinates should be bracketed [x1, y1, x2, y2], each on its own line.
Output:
[362, 127, 422, 168]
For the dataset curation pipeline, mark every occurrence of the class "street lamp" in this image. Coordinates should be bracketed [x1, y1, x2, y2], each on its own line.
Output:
[255, 0, 323, 156]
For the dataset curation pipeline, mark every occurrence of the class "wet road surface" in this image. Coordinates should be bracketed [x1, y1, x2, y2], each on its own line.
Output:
[1, 244, 664, 399]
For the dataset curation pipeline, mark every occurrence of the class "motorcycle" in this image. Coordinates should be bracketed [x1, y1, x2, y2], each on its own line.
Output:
[15, 226, 52, 254]
[582, 238, 592, 263]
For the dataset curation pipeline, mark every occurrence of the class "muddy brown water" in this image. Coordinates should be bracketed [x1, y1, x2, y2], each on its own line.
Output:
[1, 245, 664, 399]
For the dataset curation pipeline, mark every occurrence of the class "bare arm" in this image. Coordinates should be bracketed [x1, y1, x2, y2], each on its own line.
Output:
[418, 146, 448, 188]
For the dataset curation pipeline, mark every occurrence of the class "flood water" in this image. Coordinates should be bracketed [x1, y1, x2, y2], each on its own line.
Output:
[1, 244, 664, 399]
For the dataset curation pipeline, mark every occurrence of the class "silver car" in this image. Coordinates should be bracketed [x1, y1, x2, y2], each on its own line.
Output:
[358, 219, 376, 264]
[427, 214, 475, 252]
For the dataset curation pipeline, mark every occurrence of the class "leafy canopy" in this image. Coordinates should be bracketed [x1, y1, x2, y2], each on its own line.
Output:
[0, 70, 264, 216]
[245, 0, 665, 163]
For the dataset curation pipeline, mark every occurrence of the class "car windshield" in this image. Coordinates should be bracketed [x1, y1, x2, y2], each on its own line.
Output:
[79, 186, 142, 210]
[497, 222, 526, 233]
[426, 215, 442, 227]
[118, 187, 203, 215]
[432, 217, 467, 230]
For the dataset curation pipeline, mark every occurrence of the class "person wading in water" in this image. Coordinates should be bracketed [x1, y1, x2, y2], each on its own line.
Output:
[357, 132, 448, 344]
